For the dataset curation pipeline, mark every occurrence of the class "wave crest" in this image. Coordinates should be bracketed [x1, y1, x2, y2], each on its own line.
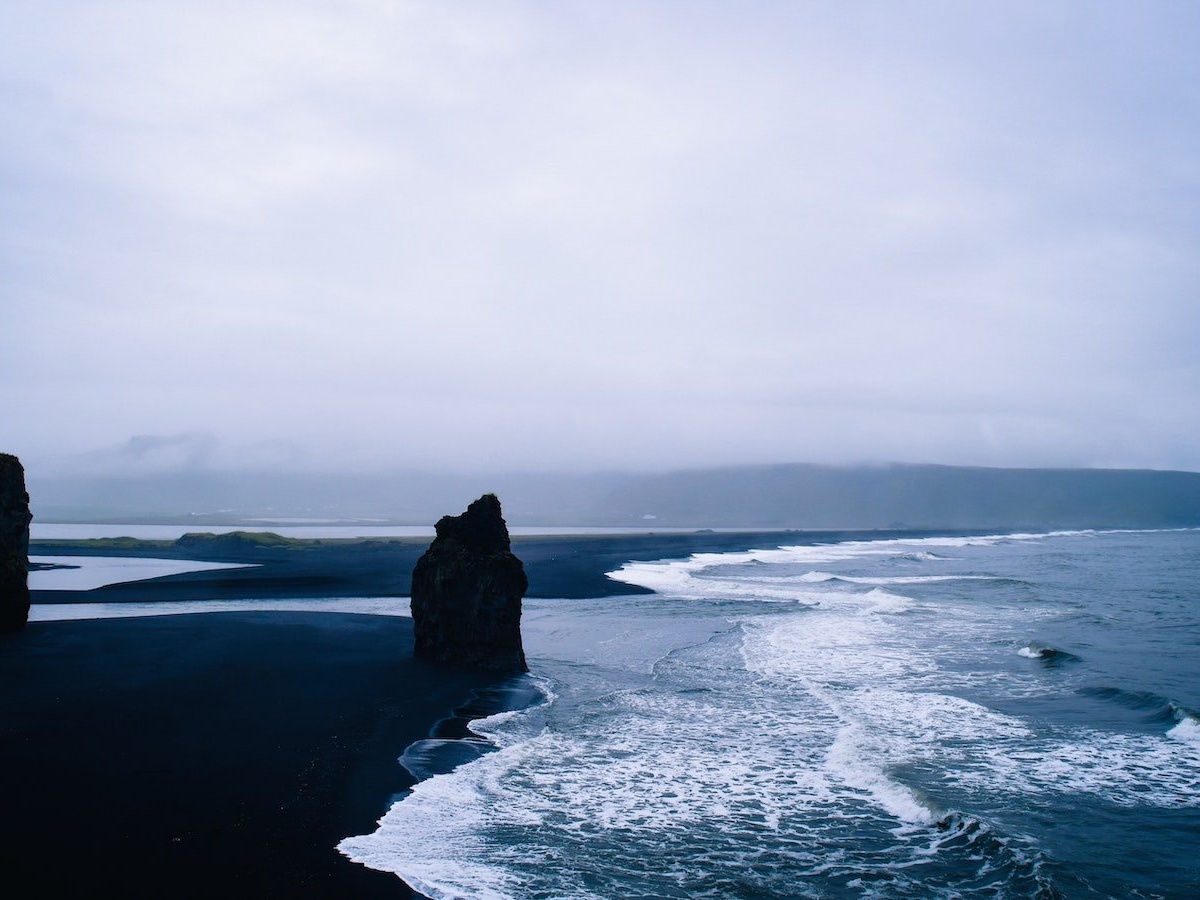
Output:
[1017, 642, 1081, 664]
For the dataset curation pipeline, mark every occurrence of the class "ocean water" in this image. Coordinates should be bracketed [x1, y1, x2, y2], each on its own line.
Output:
[339, 529, 1200, 899]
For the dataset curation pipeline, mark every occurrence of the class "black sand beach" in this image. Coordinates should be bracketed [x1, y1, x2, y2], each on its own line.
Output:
[6, 529, 883, 897]
[0, 612, 498, 898]
[28, 528, 840, 603]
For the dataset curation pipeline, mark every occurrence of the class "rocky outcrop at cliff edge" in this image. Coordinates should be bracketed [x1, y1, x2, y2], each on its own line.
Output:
[410, 494, 528, 674]
[0, 454, 32, 633]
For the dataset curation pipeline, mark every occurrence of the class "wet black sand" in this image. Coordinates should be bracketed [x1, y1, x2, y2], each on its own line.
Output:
[0, 612, 501, 898]
[7, 528, 887, 897]
[28, 528, 824, 603]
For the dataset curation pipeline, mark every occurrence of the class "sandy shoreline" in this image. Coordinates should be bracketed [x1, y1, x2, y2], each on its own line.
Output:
[0, 612, 514, 897]
[4, 529, 911, 896]
[27, 528, 885, 603]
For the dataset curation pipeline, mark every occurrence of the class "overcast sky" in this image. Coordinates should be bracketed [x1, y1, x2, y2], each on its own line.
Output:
[3, 1, 1198, 475]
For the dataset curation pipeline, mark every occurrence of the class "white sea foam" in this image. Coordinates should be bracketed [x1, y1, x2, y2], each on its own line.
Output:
[860, 588, 916, 614]
[743, 595, 933, 682]
[791, 571, 982, 586]
[823, 720, 940, 825]
[343, 675, 913, 896]
[1167, 712, 1200, 748]
[342, 528, 1199, 898]
[799, 570, 839, 582]
[342, 594, 1017, 896]
[839, 574, 991, 585]
[608, 559, 828, 604]
[975, 730, 1200, 807]
[605, 530, 1054, 598]
[741, 606, 1033, 829]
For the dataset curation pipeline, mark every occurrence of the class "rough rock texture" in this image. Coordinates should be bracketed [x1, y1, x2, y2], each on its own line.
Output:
[0, 453, 32, 633]
[410, 494, 528, 674]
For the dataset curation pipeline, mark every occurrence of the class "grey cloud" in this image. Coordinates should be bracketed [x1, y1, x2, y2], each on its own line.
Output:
[2, 1, 1199, 475]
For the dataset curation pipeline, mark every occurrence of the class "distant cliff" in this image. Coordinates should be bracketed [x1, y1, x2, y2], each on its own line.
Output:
[410, 494, 528, 674]
[1, 454, 32, 632]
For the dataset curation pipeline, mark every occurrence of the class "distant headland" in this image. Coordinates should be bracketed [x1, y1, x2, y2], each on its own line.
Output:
[25, 463, 1200, 531]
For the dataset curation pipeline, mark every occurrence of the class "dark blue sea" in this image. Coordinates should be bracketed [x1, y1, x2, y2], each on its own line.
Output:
[340, 528, 1200, 898]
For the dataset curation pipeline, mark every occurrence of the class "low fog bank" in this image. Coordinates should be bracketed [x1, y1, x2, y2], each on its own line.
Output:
[25, 464, 1200, 532]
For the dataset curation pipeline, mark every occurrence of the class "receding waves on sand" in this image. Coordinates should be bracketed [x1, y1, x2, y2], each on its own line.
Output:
[340, 528, 1200, 899]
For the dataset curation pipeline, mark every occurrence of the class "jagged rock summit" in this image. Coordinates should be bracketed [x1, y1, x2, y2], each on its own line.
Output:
[1, 453, 32, 633]
[410, 494, 529, 674]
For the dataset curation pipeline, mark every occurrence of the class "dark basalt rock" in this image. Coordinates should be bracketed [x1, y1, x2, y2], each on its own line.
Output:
[411, 494, 528, 674]
[0, 453, 32, 633]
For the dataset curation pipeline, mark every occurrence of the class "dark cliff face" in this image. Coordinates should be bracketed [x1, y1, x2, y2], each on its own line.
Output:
[410, 494, 529, 675]
[0, 453, 32, 633]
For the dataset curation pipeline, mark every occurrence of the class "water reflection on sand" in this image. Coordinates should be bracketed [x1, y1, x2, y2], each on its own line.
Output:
[29, 597, 411, 622]
[29, 556, 256, 591]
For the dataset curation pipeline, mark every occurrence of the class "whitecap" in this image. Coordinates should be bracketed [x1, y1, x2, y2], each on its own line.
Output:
[1167, 705, 1200, 748]
[860, 588, 916, 615]
[605, 529, 1071, 603]
[975, 730, 1200, 808]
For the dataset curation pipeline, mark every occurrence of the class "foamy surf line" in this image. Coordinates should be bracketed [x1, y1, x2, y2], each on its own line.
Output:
[602, 528, 1164, 598]
[29, 598, 413, 621]
[604, 533, 1004, 597]
[333, 528, 1198, 898]
[1168, 712, 1200, 747]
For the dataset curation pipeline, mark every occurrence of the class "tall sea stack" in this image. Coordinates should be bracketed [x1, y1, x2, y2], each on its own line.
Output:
[0, 454, 32, 633]
[411, 494, 529, 674]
